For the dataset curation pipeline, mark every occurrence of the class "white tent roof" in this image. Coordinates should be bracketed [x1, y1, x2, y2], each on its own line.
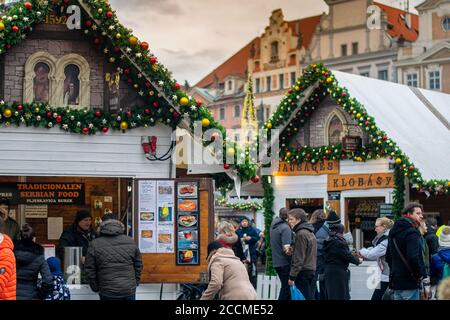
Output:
[332, 70, 450, 181]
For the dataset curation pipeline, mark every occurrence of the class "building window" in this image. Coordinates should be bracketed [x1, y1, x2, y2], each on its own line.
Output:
[279, 74, 284, 90]
[289, 54, 296, 65]
[255, 78, 260, 93]
[328, 115, 344, 145]
[406, 73, 418, 87]
[271, 41, 279, 61]
[341, 44, 347, 57]
[227, 80, 232, 91]
[378, 69, 388, 81]
[266, 76, 271, 92]
[360, 71, 370, 77]
[234, 105, 240, 118]
[234, 133, 240, 142]
[442, 16, 450, 32]
[64, 64, 80, 106]
[290, 72, 296, 86]
[220, 107, 225, 120]
[352, 42, 358, 55]
[429, 70, 440, 90]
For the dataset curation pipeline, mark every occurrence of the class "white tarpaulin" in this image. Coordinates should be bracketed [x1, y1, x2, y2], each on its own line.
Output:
[333, 70, 450, 181]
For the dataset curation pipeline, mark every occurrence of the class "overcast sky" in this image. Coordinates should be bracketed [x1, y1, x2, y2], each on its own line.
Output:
[109, 0, 424, 85]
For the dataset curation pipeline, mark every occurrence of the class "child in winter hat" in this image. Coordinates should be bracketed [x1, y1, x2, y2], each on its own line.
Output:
[439, 227, 450, 248]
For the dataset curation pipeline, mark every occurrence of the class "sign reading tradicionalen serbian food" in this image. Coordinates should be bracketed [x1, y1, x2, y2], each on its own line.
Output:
[0, 183, 85, 204]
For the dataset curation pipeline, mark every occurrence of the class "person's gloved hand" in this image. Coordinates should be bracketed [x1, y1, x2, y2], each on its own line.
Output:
[421, 277, 432, 300]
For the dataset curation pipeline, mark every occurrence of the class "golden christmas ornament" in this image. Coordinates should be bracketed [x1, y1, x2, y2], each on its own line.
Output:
[326, 77, 333, 83]
[266, 123, 272, 129]
[115, 33, 121, 39]
[395, 158, 402, 165]
[447, 181, 450, 187]
[129, 36, 138, 45]
[0, 21, 5, 31]
[201, 118, 210, 127]
[120, 121, 128, 130]
[179, 97, 189, 106]
[3, 108, 12, 118]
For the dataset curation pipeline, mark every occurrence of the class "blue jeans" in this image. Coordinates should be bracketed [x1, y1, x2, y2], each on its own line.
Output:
[393, 289, 420, 301]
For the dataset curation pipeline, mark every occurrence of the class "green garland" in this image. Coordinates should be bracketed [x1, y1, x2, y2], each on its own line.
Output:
[262, 175, 276, 276]
[393, 167, 406, 219]
[0, 0, 257, 186]
[216, 197, 263, 211]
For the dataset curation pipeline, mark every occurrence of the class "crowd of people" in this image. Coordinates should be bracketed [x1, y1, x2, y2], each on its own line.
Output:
[0, 198, 142, 301]
[2, 195, 450, 301]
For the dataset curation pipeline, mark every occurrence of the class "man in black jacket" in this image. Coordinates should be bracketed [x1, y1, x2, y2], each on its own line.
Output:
[386, 202, 429, 300]
[270, 208, 293, 300]
[57, 210, 96, 262]
[85, 217, 142, 300]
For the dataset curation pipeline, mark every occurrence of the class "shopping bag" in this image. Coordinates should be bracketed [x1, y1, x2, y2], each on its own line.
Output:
[290, 284, 305, 300]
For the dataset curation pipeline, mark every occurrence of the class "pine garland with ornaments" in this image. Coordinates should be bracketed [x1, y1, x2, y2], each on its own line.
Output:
[0, 0, 257, 185]
[263, 63, 449, 202]
[216, 197, 263, 211]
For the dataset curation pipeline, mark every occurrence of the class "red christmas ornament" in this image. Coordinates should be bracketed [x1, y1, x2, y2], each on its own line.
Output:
[94, 37, 101, 45]
[140, 42, 149, 51]
[5, 44, 12, 50]
[342, 92, 347, 97]
[211, 132, 220, 141]
[102, 127, 109, 133]
[95, 111, 102, 117]
[365, 121, 370, 126]
[85, 20, 93, 27]
[56, 115, 62, 123]
[288, 89, 292, 94]
[251, 176, 260, 184]
[382, 135, 388, 141]
[114, 47, 121, 53]
[126, 111, 132, 117]
[223, 164, 231, 170]
[106, 11, 114, 19]
[149, 56, 157, 64]
[144, 108, 150, 115]
[153, 102, 159, 108]
[16, 105, 23, 111]
[323, 156, 327, 160]
[409, 166, 414, 171]
[127, 79, 133, 84]
[307, 153, 311, 158]
[145, 82, 151, 88]
[24, 2, 32, 9]
[46, 112, 52, 118]
[11, 26, 19, 33]
[196, 100, 202, 107]
[124, 68, 131, 75]
[82, 128, 89, 134]
[173, 111, 180, 118]
[173, 83, 181, 90]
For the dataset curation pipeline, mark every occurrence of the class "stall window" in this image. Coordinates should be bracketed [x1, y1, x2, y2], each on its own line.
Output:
[63, 64, 81, 106]
[33, 62, 50, 103]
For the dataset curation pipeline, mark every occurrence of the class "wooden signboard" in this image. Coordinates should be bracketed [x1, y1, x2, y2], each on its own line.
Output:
[274, 160, 339, 176]
[134, 178, 214, 283]
[328, 173, 395, 191]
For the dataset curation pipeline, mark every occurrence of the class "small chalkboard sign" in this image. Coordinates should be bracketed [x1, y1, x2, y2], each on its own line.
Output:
[328, 191, 341, 200]
[379, 203, 393, 217]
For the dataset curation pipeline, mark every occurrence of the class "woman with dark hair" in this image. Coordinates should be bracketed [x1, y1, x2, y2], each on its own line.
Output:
[323, 224, 362, 300]
[14, 224, 53, 300]
[309, 209, 326, 234]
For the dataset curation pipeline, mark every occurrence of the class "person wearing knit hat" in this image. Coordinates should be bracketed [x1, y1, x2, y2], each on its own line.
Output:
[325, 211, 341, 225]
[42, 257, 71, 300]
[431, 227, 450, 284]
[57, 210, 96, 264]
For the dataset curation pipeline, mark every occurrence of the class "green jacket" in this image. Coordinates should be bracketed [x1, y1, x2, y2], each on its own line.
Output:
[4, 218, 20, 243]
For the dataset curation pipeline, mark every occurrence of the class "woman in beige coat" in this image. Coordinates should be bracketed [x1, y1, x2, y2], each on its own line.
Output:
[201, 241, 257, 300]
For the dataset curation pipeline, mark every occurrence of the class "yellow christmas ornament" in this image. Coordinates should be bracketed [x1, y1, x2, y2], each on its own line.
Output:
[201, 118, 210, 127]
[179, 97, 189, 106]
[447, 181, 450, 187]
[0, 21, 5, 31]
[226, 148, 235, 157]
[294, 86, 300, 91]
[115, 33, 121, 39]
[395, 158, 402, 165]
[266, 123, 272, 129]
[129, 36, 138, 45]
[120, 121, 128, 130]
[286, 152, 292, 158]
[3, 108, 12, 118]
[326, 77, 333, 83]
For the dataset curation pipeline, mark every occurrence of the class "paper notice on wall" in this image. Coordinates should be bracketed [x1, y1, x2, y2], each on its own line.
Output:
[42, 244, 56, 260]
[156, 180, 175, 253]
[47, 217, 63, 240]
[138, 181, 157, 253]
[25, 205, 48, 218]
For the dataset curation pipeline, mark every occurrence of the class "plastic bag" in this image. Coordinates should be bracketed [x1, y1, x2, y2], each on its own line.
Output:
[290, 284, 305, 300]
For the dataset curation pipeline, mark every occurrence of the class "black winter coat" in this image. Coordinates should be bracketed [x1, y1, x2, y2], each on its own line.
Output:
[386, 218, 428, 290]
[323, 234, 360, 300]
[14, 240, 53, 300]
[425, 227, 439, 257]
[84, 220, 142, 298]
[57, 224, 96, 260]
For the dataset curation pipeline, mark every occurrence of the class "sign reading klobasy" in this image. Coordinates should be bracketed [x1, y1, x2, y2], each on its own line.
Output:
[274, 160, 339, 176]
[327, 173, 395, 191]
[0, 183, 85, 204]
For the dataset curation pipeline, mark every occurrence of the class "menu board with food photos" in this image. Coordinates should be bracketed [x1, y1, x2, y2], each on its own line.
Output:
[176, 181, 200, 265]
